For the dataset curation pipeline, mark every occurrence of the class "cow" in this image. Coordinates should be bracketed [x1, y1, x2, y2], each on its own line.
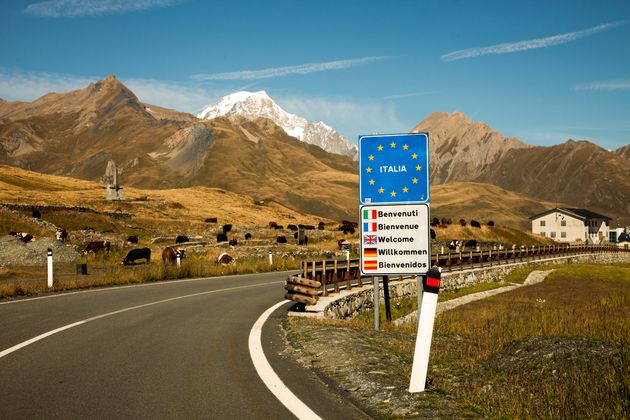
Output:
[287, 224, 298, 231]
[56, 229, 68, 242]
[276, 236, 287, 244]
[162, 246, 185, 264]
[318, 222, 325, 230]
[216, 233, 228, 243]
[338, 239, 351, 250]
[274, 225, 284, 230]
[430, 228, 436, 240]
[217, 252, 234, 264]
[470, 220, 481, 228]
[342, 226, 355, 234]
[84, 240, 110, 255]
[229, 239, 238, 247]
[18, 232, 33, 243]
[487, 220, 495, 227]
[205, 217, 218, 223]
[122, 247, 151, 265]
[303, 225, 315, 230]
[431, 217, 440, 227]
[269, 221, 278, 229]
[32, 209, 41, 219]
[459, 219, 467, 227]
[244, 233, 252, 240]
[464, 239, 478, 249]
[222, 224, 232, 233]
[175, 235, 189, 244]
[126, 235, 138, 245]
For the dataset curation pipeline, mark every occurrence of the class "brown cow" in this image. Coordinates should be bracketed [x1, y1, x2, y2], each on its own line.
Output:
[162, 246, 185, 264]
[84, 240, 111, 255]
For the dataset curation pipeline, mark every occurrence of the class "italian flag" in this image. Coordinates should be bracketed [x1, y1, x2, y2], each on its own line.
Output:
[363, 209, 377, 220]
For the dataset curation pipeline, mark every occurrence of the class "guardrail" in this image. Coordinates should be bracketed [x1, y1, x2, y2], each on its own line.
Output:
[284, 244, 627, 304]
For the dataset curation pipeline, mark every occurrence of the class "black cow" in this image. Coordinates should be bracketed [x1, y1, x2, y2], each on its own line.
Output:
[470, 220, 481, 228]
[464, 240, 478, 249]
[487, 220, 495, 227]
[276, 236, 287, 244]
[318, 222, 325, 230]
[222, 224, 232, 233]
[269, 221, 278, 229]
[175, 235, 189, 244]
[205, 217, 218, 223]
[123, 247, 151, 265]
[274, 225, 284, 230]
[216, 233, 228, 243]
[56, 229, 68, 242]
[229, 239, 238, 247]
[18, 233, 33, 243]
[126, 235, 138, 245]
[287, 224, 298, 231]
[430, 228, 436, 240]
[32, 209, 41, 219]
[84, 240, 110, 255]
[244, 233, 252, 240]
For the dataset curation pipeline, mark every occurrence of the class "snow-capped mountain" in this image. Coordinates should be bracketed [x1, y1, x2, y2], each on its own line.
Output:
[197, 91, 358, 160]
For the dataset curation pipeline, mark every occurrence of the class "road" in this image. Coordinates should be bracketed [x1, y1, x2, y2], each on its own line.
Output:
[0, 272, 369, 419]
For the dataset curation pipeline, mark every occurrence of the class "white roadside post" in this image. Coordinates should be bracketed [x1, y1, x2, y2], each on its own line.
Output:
[268, 250, 273, 266]
[345, 249, 350, 262]
[409, 266, 442, 393]
[176, 251, 181, 269]
[47, 248, 53, 288]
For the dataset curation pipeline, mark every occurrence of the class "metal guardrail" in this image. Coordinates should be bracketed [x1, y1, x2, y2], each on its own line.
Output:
[285, 245, 627, 304]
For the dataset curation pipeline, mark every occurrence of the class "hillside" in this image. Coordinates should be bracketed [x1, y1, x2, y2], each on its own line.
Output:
[0, 77, 358, 221]
[413, 112, 630, 224]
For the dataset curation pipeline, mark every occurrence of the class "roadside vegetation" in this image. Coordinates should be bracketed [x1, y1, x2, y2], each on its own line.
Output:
[287, 263, 630, 419]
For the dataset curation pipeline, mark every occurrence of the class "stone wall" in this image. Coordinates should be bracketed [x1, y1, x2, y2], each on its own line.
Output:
[323, 252, 630, 319]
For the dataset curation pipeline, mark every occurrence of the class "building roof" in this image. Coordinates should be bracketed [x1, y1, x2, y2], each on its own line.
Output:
[529, 207, 612, 221]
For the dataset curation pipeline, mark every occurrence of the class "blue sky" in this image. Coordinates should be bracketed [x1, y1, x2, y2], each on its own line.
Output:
[0, 0, 629, 150]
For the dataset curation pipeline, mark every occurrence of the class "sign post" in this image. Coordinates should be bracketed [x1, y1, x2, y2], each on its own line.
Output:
[358, 132, 438, 393]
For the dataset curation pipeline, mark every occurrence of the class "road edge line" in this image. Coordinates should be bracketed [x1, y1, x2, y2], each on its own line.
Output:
[248, 300, 322, 420]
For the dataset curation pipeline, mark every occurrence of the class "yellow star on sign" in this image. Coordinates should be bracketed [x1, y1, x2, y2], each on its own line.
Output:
[378, 187, 384, 193]
[411, 153, 418, 159]
[402, 186, 409, 193]
[390, 141, 396, 148]
[390, 191, 397, 197]
[377, 145, 383, 151]
[368, 154, 375, 161]
[369, 179, 375, 185]
[412, 177, 418, 184]
[403, 144, 409, 150]
[416, 165, 422, 171]
[366, 166, 372, 173]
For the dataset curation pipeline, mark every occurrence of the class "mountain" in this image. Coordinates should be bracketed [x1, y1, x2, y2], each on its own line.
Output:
[615, 144, 630, 160]
[0, 77, 358, 221]
[413, 112, 630, 223]
[197, 91, 358, 160]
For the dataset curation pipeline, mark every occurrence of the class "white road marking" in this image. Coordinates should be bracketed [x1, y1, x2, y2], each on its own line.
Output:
[248, 301, 322, 420]
[0, 281, 280, 359]
[0, 271, 294, 306]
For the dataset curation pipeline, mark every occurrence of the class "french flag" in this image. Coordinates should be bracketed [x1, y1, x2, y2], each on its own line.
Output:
[363, 222, 377, 232]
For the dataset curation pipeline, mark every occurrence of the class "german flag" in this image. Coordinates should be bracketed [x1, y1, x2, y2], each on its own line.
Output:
[363, 248, 377, 258]
[363, 260, 377, 270]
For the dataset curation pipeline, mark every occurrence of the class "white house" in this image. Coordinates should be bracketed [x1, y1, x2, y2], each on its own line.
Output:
[530, 208, 611, 244]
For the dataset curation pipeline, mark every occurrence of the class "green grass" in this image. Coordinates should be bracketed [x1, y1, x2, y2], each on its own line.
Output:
[292, 263, 630, 419]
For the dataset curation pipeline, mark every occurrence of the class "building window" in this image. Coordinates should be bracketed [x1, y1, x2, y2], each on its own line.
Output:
[561, 232, 566, 238]
[540, 220, 546, 227]
[550, 232, 556, 238]
[540, 232, 546, 237]
[561, 220, 566, 227]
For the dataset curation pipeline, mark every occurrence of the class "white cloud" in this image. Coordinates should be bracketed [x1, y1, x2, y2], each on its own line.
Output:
[278, 96, 407, 141]
[0, 69, 219, 114]
[24, 0, 181, 17]
[441, 21, 627, 62]
[572, 79, 630, 91]
[191, 56, 390, 81]
[381, 91, 432, 100]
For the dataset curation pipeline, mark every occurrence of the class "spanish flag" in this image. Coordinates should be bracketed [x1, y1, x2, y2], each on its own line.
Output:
[364, 260, 377, 270]
[363, 247, 377, 258]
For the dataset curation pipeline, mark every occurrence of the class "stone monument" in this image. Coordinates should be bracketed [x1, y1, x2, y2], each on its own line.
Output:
[104, 160, 124, 201]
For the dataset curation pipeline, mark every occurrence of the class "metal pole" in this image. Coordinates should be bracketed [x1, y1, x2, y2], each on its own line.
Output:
[373, 276, 380, 331]
[47, 248, 53, 288]
[383, 275, 392, 322]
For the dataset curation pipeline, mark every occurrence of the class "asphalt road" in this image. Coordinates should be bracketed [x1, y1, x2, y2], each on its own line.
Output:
[0, 272, 369, 419]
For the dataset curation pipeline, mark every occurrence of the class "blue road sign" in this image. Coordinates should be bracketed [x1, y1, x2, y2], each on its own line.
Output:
[359, 133, 429, 204]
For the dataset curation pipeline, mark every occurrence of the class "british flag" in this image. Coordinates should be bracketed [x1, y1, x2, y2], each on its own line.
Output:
[363, 235, 377, 245]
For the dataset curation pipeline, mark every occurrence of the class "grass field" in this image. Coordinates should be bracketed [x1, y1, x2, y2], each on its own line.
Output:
[288, 263, 630, 418]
